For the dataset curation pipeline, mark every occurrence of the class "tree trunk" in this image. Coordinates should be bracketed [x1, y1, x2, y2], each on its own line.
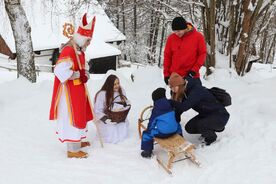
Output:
[151, 1, 162, 64]
[133, 0, 137, 63]
[158, 19, 166, 67]
[158, 0, 170, 67]
[253, 6, 270, 44]
[151, 16, 160, 64]
[133, 0, 137, 39]
[259, 29, 268, 63]
[232, 0, 242, 47]
[116, 0, 120, 29]
[5, 0, 36, 83]
[209, 0, 216, 72]
[121, 0, 126, 60]
[121, 0, 126, 35]
[270, 35, 276, 64]
[202, 0, 216, 76]
[235, 0, 264, 75]
[227, 0, 235, 68]
[266, 34, 276, 64]
[147, 9, 155, 63]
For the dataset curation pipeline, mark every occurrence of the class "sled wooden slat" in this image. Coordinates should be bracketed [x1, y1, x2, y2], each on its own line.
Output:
[154, 134, 200, 173]
[156, 156, 173, 175]
[138, 106, 200, 174]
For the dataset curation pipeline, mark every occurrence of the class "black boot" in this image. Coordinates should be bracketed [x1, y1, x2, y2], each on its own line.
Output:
[216, 127, 225, 132]
[204, 137, 217, 146]
[141, 150, 152, 158]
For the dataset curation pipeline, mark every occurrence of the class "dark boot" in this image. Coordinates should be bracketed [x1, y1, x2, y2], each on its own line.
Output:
[216, 127, 225, 132]
[204, 137, 217, 146]
[141, 150, 152, 158]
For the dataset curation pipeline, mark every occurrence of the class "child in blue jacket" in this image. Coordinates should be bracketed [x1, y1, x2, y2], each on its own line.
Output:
[141, 88, 182, 158]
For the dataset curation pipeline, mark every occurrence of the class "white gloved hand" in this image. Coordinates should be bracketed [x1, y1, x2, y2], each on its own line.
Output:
[69, 71, 80, 80]
[85, 70, 90, 80]
[105, 119, 117, 125]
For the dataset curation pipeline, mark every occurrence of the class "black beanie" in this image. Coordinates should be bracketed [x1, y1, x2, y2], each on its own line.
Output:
[152, 88, 166, 101]
[171, 17, 187, 31]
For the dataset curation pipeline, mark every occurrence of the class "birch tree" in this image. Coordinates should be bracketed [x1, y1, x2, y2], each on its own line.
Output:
[4, 0, 36, 82]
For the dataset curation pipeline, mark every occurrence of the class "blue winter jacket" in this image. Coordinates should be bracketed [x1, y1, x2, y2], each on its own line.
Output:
[148, 98, 179, 135]
[171, 77, 228, 115]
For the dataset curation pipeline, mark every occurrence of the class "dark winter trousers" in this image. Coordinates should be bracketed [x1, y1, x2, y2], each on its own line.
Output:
[141, 124, 183, 151]
[185, 110, 229, 142]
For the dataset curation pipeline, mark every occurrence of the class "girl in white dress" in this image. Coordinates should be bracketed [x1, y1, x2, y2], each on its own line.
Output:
[94, 75, 130, 143]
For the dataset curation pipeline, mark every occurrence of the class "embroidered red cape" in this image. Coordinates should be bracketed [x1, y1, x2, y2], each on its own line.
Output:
[49, 46, 93, 129]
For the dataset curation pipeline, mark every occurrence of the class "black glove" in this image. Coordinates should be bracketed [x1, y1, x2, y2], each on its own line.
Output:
[164, 76, 169, 85]
[188, 70, 196, 78]
[100, 116, 108, 123]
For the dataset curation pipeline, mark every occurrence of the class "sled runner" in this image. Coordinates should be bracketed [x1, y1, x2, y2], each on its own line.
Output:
[138, 106, 200, 174]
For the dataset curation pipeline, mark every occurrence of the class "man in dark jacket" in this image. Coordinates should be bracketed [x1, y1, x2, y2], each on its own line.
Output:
[141, 88, 182, 158]
[169, 72, 230, 145]
[163, 17, 206, 85]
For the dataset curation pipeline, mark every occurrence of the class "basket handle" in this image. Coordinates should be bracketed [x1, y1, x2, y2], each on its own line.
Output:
[113, 94, 128, 101]
[107, 94, 129, 110]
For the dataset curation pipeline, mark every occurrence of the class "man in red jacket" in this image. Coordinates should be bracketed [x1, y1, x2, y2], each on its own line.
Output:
[163, 17, 207, 85]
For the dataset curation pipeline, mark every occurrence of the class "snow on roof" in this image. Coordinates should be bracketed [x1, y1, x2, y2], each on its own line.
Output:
[0, 0, 125, 59]
[87, 41, 121, 59]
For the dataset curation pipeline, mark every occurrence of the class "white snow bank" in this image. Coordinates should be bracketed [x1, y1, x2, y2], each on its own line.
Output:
[0, 64, 276, 184]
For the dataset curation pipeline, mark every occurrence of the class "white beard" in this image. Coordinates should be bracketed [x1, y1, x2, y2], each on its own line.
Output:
[73, 33, 89, 50]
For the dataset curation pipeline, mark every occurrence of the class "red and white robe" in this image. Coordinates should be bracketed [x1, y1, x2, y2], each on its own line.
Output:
[49, 46, 93, 143]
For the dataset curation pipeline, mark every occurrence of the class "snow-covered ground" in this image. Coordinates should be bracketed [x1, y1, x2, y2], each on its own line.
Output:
[0, 62, 276, 184]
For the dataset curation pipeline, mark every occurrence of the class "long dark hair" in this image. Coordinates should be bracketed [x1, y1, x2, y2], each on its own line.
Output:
[95, 75, 126, 108]
[171, 80, 187, 102]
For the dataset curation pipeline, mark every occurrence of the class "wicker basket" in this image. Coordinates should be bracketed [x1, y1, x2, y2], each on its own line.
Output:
[105, 95, 131, 123]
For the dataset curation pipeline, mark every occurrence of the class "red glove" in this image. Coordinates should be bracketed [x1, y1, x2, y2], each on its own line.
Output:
[79, 69, 88, 83]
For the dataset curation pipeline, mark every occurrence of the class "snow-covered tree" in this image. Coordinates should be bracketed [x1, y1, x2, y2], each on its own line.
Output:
[45, 0, 275, 77]
[213, 0, 276, 75]
[4, 0, 36, 83]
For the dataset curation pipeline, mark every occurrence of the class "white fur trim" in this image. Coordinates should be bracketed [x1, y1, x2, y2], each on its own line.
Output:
[73, 32, 89, 47]
[83, 20, 93, 30]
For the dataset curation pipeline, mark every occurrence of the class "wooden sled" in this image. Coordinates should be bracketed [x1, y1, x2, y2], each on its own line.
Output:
[138, 106, 200, 175]
[155, 134, 200, 174]
[138, 105, 153, 139]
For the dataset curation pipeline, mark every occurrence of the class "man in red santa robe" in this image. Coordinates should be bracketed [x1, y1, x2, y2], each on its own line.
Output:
[49, 14, 96, 158]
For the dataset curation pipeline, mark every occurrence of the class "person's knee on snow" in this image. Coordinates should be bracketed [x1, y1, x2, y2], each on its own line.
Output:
[185, 121, 199, 134]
